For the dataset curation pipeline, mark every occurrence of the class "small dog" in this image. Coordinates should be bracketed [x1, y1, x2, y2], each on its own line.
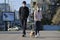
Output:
[30, 31, 35, 37]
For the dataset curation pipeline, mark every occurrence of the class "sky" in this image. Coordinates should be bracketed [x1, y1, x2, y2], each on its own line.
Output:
[0, 0, 31, 11]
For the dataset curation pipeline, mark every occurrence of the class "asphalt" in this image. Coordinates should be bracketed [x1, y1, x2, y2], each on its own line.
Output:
[0, 31, 60, 40]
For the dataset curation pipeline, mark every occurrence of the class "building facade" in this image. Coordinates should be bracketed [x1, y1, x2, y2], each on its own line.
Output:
[0, 3, 11, 12]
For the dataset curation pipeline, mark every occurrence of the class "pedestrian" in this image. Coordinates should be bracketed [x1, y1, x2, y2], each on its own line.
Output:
[34, 6, 43, 38]
[30, 2, 37, 37]
[19, 1, 29, 37]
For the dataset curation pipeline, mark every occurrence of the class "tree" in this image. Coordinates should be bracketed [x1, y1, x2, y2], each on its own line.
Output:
[52, 7, 60, 25]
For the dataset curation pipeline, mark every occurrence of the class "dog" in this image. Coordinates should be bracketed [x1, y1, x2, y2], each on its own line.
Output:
[30, 31, 35, 37]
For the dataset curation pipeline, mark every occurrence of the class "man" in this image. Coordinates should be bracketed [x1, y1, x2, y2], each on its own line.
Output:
[19, 1, 29, 37]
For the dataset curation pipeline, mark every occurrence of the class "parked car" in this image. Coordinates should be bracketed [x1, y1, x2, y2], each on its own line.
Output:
[8, 26, 21, 31]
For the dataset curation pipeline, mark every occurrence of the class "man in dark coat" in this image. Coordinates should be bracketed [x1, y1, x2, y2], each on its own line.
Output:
[19, 1, 29, 37]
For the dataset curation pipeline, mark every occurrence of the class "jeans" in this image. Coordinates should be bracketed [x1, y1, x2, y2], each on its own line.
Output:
[21, 19, 27, 35]
[35, 21, 41, 35]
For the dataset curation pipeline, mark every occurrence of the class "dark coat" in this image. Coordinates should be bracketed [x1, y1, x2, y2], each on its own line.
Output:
[19, 6, 29, 19]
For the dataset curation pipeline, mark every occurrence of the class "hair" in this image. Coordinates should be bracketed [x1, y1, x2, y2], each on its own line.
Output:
[22, 1, 26, 4]
[33, 2, 36, 6]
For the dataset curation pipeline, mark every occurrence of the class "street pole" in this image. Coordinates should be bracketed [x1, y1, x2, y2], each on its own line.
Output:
[4, 0, 8, 31]
[4, 0, 6, 12]
[8, 0, 11, 29]
[8, 0, 10, 12]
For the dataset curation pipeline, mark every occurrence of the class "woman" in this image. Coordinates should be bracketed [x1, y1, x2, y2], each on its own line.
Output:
[34, 6, 42, 38]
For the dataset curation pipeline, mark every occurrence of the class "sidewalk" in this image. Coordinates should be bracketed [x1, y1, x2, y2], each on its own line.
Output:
[0, 31, 60, 40]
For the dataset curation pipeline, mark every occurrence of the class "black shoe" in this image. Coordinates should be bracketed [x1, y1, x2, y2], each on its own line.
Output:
[22, 34, 26, 37]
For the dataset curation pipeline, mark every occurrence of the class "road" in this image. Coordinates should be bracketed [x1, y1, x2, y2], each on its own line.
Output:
[0, 31, 60, 40]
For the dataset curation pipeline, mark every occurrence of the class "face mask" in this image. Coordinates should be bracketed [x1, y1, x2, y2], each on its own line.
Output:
[22, 4, 26, 7]
[40, 8, 42, 11]
[38, 8, 42, 12]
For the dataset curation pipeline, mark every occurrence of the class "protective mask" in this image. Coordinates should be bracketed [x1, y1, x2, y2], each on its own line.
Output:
[22, 4, 26, 7]
[40, 8, 42, 11]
